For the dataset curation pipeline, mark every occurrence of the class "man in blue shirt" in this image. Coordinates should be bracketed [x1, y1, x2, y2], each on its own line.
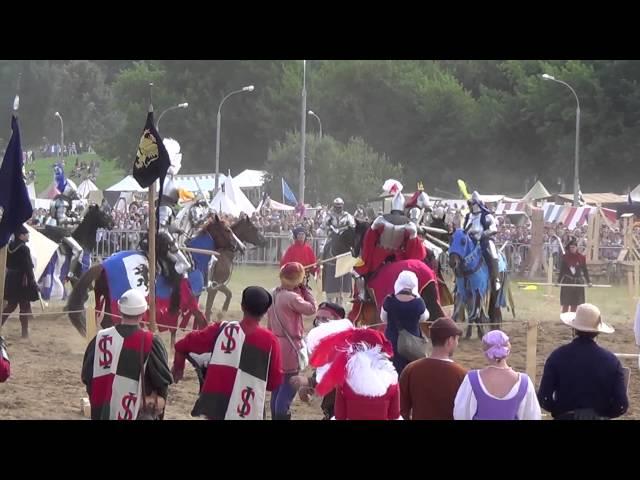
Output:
[538, 303, 628, 420]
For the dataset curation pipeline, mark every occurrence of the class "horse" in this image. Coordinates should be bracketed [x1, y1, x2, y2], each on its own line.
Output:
[186, 215, 267, 321]
[321, 226, 356, 306]
[447, 228, 515, 339]
[64, 217, 243, 348]
[338, 220, 445, 328]
[351, 218, 453, 308]
[39, 204, 115, 301]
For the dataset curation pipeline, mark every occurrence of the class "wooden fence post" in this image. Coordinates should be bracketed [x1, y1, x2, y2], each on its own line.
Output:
[525, 320, 538, 385]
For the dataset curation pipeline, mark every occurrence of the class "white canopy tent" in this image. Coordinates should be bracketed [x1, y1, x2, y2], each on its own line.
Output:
[32, 198, 52, 210]
[77, 179, 100, 199]
[105, 175, 154, 193]
[257, 197, 295, 211]
[223, 176, 256, 215]
[209, 189, 241, 217]
[27, 182, 36, 200]
[174, 173, 226, 197]
[233, 169, 267, 188]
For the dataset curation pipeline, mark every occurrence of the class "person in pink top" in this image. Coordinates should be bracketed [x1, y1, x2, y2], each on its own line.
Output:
[267, 262, 317, 420]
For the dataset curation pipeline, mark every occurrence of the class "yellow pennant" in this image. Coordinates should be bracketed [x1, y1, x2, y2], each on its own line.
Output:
[457, 179, 471, 200]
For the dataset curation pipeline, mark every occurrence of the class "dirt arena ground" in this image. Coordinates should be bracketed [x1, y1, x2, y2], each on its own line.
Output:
[1, 266, 638, 420]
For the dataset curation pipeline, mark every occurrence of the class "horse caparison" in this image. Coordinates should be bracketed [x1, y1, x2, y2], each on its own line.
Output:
[198, 216, 266, 321]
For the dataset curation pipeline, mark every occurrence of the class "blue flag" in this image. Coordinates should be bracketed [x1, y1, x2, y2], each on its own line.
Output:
[0, 116, 33, 248]
[282, 178, 298, 206]
[54, 162, 66, 193]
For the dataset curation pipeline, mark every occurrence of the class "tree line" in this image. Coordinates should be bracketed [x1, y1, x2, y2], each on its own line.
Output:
[1, 60, 639, 204]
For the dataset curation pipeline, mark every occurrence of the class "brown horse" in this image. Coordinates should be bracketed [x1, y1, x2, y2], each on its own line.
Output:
[345, 220, 447, 330]
[65, 216, 245, 348]
[199, 216, 266, 320]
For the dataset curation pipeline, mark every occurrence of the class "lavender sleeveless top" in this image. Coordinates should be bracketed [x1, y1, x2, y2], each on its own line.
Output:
[468, 370, 529, 420]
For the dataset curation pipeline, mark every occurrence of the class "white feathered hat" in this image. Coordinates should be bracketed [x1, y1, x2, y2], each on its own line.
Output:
[163, 138, 182, 176]
[383, 179, 404, 212]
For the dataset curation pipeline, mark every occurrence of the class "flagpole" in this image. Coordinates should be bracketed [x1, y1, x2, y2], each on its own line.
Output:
[0, 246, 7, 330]
[147, 83, 157, 333]
[299, 60, 307, 205]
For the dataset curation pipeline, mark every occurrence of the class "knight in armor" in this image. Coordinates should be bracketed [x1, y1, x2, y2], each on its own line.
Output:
[322, 198, 355, 306]
[323, 197, 355, 237]
[155, 138, 192, 280]
[46, 181, 85, 280]
[463, 191, 501, 291]
[157, 175, 192, 279]
[429, 206, 450, 243]
[405, 182, 431, 226]
[354, 204, 367, 222]
[355, 179, 426, 278]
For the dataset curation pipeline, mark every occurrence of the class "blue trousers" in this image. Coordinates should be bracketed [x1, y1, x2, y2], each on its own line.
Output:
[270, 372, 297, 420]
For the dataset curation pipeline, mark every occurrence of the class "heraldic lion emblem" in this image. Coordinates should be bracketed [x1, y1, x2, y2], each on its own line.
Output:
[135, 129, 159, 169]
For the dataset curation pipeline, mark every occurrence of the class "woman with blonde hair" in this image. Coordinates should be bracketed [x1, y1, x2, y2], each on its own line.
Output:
[453, 330, 541, 420]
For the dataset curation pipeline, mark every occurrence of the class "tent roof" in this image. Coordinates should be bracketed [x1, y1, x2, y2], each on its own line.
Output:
[267, 199, 295, 211]
[174, 173, 226, 194]
[555, 192, 627, 205]
[223, 176, 256, 215]
[523, 181, 552, 202]
[209, 190, 241, 217]
[233, 169, 267, 188]
[77, 179, 99, 198]
[31, 198, 52, 210]
[105, 175, 155, 192]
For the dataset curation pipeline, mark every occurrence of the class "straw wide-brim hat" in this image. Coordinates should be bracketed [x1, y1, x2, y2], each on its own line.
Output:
[560, 303, 614, 334]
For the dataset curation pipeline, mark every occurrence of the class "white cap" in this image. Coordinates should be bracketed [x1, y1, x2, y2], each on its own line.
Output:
[333, 197, 344, 206]
[394, 270, 420, 297]
[118, 289, 148, 316]
[391, 192, 405, 212]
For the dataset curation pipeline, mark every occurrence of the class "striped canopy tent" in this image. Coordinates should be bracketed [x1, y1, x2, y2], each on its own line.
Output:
[496, 201, 618, 229]
[543, 203, 617, 229]
[495, 201, 528, 215]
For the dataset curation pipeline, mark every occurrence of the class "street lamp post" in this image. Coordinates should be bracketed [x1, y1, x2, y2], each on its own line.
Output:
[299, 60, 307, 205]
[542, 73, 581, 207]
[308, 110, 322, 139]
[156, 102, 189, 133]
[54, 111, 64, 158]
[215, 85, 254, 193]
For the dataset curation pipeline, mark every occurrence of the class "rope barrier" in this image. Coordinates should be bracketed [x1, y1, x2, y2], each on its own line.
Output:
[0, 307, 205, 333]
[1, 309, 86, 317]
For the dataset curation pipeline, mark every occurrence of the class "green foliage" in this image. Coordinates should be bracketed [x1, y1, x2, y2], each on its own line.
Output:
[4, 60, 640, 201]
[264, 132, 403, 207]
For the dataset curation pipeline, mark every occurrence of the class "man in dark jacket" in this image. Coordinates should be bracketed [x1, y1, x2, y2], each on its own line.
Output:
[538, 303, 629, 420]
[1, 225, 39, 338]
